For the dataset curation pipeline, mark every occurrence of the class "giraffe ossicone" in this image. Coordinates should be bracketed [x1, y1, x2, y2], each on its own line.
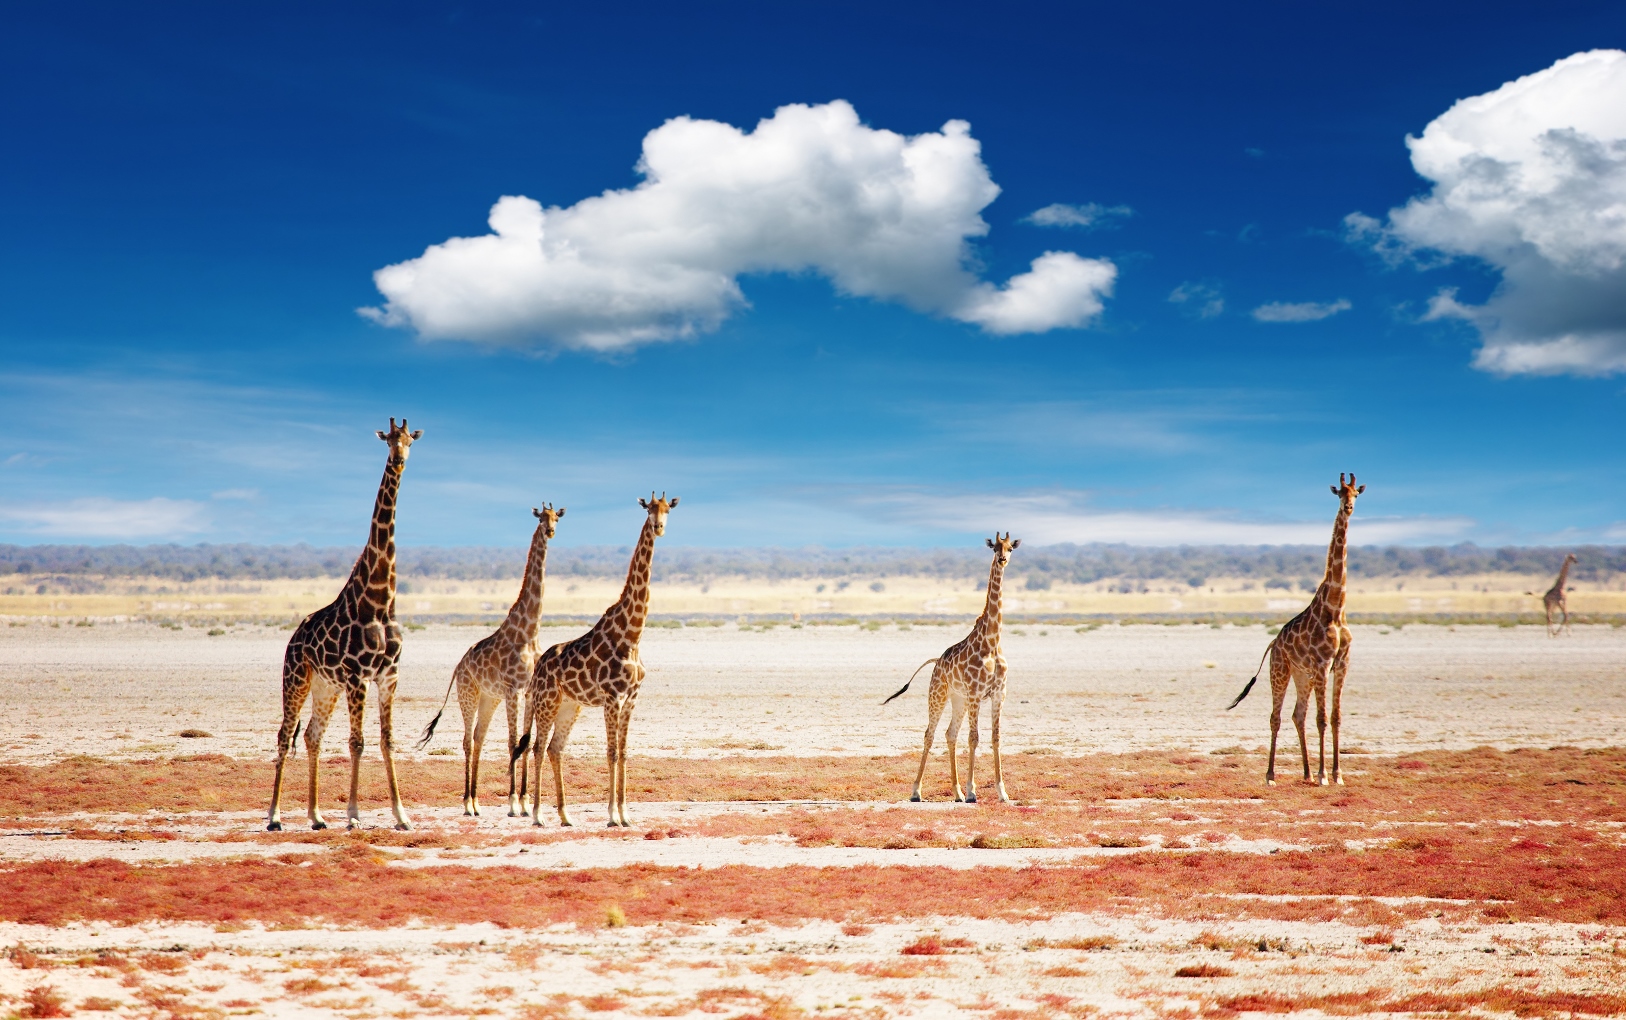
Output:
[1228, 473, 1363, 787]
[266, 418, 421, 832]
[886, 532, 1020, 805]
[419, 502, 565, 817]
[520, 492, 678, 827]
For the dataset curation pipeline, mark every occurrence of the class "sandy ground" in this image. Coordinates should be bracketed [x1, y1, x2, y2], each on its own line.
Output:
[1, 624, 1622, 1019]
[0, 621, 1621, 762]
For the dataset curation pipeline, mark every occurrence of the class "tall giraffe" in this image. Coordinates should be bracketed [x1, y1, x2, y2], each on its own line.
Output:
[519, 493, 677, 827]
[418, 504, 564, 816]
[267, 418, 421, 831]
[1529, 553, 1578, 636]
[1227, 473, 1363, 786]
[884, 533, 1020, 804]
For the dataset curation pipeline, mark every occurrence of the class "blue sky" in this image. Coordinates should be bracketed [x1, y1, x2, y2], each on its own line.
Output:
[2, 2, 1623, 549]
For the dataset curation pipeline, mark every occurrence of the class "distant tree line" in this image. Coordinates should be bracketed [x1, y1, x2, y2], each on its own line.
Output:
[0, 542, 1618, 584]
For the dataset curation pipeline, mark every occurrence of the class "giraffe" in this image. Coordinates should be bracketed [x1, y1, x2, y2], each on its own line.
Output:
[418, 504, 565, 816]
[883, 533, 1020, 804]
[1227, 473, 1363, 787]
[1528, 553, 1578, 636]
[267, 418, 421, 831]
[518, 493, 677, 827]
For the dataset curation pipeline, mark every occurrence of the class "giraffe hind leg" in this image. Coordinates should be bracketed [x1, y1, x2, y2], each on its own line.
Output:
[945, 691, 968, 802]
[343, 680, 367, 828]
[468, 694, 499, 817]
[1265, 648, 1291, 786]
[910, 670, 949, 802]
[268, 657, 313, 831]
[305, 677, 340, 829]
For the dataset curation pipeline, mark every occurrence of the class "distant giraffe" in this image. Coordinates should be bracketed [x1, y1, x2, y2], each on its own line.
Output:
[1528, 553, 1578, 636]
[1228, 474, 1363, 786]
[884, 533, 1020, 804]
[419, 504, 564, 816]
[267, 418, 421, 831]
[519, 494, 677, 827]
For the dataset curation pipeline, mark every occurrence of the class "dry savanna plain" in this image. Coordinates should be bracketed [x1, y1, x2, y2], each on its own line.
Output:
[0, 576, 1623, 1020]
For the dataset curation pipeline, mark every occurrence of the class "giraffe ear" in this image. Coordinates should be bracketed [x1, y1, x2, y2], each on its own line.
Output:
[377, 431, 389, 441]
[986, 538, 995, 549]
[639, 498, 650, 510]
[668, 496, 679, 508]
[1011, 538, 1021, 549]
[556, 507, 565, 518]
[410, 430, 423, 440]
[1330, 485, 1339, 496]
[1356, 485, 1365, 495]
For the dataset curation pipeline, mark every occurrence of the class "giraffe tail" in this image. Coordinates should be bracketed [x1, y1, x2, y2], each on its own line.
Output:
[415, 673, 459, 751]
[883, 658, 939, 706]
[1226, 644, 1274, 710]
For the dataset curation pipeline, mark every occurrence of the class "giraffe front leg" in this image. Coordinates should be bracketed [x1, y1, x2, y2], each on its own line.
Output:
[546, 698, 580, 827]
[602, 702, 623, 827]
[991, 693, 1011, 804]
[1331, 632, 1351, 785]
[945, 693, 967, 802]
[505, 687, 525, 817]
[343, 681, 367, 828]
[1291, 686, 1311, 783]
[1312, 672, 1329, 786]
[377, 676, 411, 830]
[614, 701, 634, 827]
[963, 699, 982, 804]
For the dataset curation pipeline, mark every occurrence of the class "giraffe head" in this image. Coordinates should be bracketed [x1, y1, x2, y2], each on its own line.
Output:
[638, 492, 680, 537]
[985, 532, 1020, 568]
[375, 417, 423, 468]
[1330, 472, 1364, 513]
[532, 503, 565, 539]
[1564, 552, 1578, 566]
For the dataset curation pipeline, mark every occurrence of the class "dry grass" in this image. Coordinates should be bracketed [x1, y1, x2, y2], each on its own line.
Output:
[4, 746, 1619, 820]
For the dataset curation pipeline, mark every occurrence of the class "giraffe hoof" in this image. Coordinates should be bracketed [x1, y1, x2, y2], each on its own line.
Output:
[395, 822, 411, 832]
[1266, 779, 1276, 787]
[266, 821, 282, 832]
[909, 793, 923, 803]
[311, 820, 328, 831]
[965, 793, 978, 804]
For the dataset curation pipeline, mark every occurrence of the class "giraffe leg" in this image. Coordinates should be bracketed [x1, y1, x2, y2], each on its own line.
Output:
[468, 694, 499, 817]
[505, 686, 526, 817]
[343, 680, 367, 828]
[945, 691, 968, 802]
[614, 701, 634, 827]
[991, 691, 1012, 804]
[1291, 679, 1312, 784]
[910, 669, 948, 802]
[1331, 630, 1351, 785]
[963, 698, 982, 804]
[305, 678, 339, 829]
[376, 674, 410, 830]
[603, 702, 623, 828]
[1266, 649, 1290, 786]
[1312, 665, 1329, 786]
[456, 665, 480, 814]
[268, 656, 313, 831]
[547, 698, 581, 827]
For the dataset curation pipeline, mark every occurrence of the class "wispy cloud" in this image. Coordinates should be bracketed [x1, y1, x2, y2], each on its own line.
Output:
[849, 488, 1474, 547]
[0, 497, 211, 540]
[1251, 298, 1351, 323]
[1168, 282, 1224, 319]
[1022, 202, 1132, 230]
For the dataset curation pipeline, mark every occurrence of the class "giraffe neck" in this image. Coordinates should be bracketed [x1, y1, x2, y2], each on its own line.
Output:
[342, 458, 403, 619]
[1314, 505, 1352, 619]
[975, 558, 1006, 639]
[1554, 559, 1573, 591]
[602, 516, 656, 649]
[499, 523, 551, 641]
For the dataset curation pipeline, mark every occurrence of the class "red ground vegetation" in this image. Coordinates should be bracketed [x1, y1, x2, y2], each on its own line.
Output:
[2, 831, 1624, 928]
[1203, 987, 1626, 1018]
[3, 747, 1619, 819]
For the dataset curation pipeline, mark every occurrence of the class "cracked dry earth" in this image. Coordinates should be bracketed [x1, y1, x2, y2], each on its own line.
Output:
[0, 626, 1624, 1018]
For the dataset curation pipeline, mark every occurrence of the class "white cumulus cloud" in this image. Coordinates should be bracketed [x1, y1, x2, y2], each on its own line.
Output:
[1251, 299, 1351, 323]
[1022, 202, 1132, 229]
[1347, 49, 1626, 375]
[360, 101, 1117, 350]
